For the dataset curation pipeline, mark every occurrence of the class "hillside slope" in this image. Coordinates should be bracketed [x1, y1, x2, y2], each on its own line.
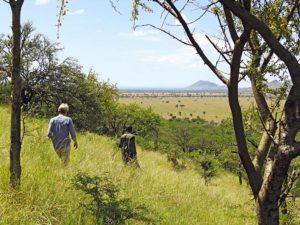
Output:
[0, 106, 255, 225]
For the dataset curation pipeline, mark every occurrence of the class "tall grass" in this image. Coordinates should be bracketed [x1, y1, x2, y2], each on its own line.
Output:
[0, 105, 256, 224]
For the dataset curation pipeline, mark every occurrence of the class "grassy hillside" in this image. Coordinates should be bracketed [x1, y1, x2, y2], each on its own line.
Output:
[0, 106, 256, 225]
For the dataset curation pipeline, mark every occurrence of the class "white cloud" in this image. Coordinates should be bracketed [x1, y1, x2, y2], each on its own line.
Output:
[35, 0, 51, 6]
[119, 30, 160, 41]
[137, 34, 218, 70]
[139, 47, 204, 68]
[193, 33, 210, 46]
[67, 9, 85, 15]
[128, 31, 220, 72]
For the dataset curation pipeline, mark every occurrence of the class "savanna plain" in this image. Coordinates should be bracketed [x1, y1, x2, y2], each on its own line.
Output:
[119, 96, 255, 122]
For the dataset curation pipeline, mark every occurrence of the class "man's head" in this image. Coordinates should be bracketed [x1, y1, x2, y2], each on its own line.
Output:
[58, 103, 69, 115]
[124, 125, 133, 133]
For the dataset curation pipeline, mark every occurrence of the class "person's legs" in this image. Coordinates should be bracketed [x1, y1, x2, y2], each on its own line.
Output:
[55, 146, 71, 167]
[54, 148, 62, 159]
[61, 147, 70, 166]
[122, 149, 130, 164]
[128, 150, 140, 168]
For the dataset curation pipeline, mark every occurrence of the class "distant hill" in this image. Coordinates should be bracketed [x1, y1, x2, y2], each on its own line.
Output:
[268, 80, 283, 89]
[184, 80, 225, 90]
[184, 79, 288, 91]
[119, 79, 290, 92]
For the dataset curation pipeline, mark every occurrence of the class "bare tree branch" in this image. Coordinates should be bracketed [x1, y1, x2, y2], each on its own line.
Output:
[205, 34, 231, 65]
[257, 111, 278, 146]
[109, 0, 122, 15]
[179, 0, 191, 13]
[162, 0, 229, 85]
[135, 24, 192, 46]
[215, 10, 233, 56]
[223, 7, 238, 42]
[153, 0, 176, 17]
[238, 72, 247, 83]
[279, 168, 300, 206]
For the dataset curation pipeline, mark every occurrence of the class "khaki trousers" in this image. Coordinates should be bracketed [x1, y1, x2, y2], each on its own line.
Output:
[55, 146, 70, 167]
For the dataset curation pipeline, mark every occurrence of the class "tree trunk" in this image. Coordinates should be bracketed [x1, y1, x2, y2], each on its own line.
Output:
[256, 151, 291, 225]
[9, 0, 24, 188]
[228, 84, 262, 197]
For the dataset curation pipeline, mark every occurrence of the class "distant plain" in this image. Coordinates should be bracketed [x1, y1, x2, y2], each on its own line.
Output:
[119, 96, 256, 122]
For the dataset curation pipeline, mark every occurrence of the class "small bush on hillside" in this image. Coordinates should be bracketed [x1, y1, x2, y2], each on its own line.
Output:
[72, 172, 153, 225]
[191, 153, 220, 185]
[165, 146, 186, 170]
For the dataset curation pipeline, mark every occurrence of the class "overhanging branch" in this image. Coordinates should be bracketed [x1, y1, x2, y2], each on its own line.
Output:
[205, 35, 231, 66]
[162, 0, 229, 85]
[136, 24, 193, 46]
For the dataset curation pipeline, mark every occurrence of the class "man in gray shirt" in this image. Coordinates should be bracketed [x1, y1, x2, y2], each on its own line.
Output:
[47, 103, 78, 166]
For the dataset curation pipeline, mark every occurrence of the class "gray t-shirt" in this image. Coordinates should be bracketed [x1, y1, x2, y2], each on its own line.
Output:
[47, 115, 76, 150]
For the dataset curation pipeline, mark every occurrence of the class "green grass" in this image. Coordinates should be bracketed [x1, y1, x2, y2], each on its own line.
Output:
[0, 105, 256, 224]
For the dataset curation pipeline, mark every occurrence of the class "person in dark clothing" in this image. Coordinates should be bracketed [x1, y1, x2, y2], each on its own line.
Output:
[119, 125, 138, 165]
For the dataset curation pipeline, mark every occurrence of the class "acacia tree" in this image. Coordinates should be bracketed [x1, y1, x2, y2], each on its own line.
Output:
[218, 1, 300, 224]
[130, 0, 300, 224]
[0, 23, 64, 108]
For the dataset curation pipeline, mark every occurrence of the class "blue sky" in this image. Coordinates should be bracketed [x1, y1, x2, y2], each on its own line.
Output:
[0, 0, 250, 88]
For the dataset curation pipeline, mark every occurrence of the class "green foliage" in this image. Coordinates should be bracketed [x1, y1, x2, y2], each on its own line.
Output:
[0, 23, 119, 133]
[191, 152, 220, 185]
[63, 68, 118, 132]
[157, 118, 236, 183]
[246, 0, 299, 97]
[165, 145, 186, 170]
[72, 172, 150, 225]
[0, 82, 10, 104]
[104, 103, 161, 143]
[172, 127, 195, 152]
[0, 23, 162, 140]
[131, 0, 152, 26]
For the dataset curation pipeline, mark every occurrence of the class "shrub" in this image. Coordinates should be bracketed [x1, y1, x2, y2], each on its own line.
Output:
[191, 153, 220, 185]
[72, 172, 152, 225]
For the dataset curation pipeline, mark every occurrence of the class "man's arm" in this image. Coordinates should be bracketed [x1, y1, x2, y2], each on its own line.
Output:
[69, 118, 78, 149]
[119, 136, 124, 148]
[132, 136, 137, 157]
[47, 119, 53, 139]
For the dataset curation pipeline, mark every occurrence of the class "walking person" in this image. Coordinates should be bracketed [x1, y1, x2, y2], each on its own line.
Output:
[47, 103, 78, 166]
[119, 125, 139, 167]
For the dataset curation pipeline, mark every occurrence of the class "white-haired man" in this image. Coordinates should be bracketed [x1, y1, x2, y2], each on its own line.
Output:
[47, 103, 78, 166]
